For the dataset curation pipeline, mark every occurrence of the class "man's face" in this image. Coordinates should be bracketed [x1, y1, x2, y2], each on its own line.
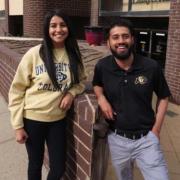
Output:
[107, 26, 134, 61]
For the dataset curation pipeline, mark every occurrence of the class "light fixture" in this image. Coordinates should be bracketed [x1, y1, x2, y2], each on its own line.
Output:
[140, 32, 148, 35]
[156, 33, 165, 36]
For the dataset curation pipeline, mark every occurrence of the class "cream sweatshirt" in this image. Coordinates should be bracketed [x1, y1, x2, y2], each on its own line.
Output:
[8, 44, 86, 130]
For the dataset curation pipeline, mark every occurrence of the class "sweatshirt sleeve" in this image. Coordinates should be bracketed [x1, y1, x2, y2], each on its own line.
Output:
[8, 50, 33, 130]
[67, 65, 87, 97]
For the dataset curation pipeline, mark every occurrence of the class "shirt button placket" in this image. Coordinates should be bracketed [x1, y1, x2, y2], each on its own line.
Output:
[124, 72, 128, 84]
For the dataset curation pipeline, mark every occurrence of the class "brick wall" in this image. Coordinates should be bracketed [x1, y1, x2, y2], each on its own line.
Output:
[46, 0, 91, 16]
[165, 0, 180, 104]
[0, 44, 22, 102]
[23, 0, 48, 37]
[23, 0, 90, 37]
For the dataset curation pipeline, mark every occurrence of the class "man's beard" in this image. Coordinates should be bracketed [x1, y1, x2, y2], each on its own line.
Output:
[110, 45, 134, 61]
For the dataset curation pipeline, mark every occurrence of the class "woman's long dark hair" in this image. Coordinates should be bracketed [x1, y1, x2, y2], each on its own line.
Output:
[39, 9, 83, 90]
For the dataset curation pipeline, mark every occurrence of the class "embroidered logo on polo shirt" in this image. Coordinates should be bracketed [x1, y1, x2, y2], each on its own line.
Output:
[135, 76, 148, 85]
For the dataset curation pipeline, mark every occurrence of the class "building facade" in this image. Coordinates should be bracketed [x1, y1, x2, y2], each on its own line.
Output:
[0, 0, 179, 104]
[1, 0, 91, 38]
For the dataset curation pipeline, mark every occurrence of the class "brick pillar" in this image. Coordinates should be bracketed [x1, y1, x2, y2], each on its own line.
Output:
[23, 0, 90, 38]
[23, 0, 48, 37]
[43, 92, 108, 180]
[165, 0, 180, 104]
[65, 94, 96, 179]
[90, 0, 99, 26]
[43, 91, 109, 180]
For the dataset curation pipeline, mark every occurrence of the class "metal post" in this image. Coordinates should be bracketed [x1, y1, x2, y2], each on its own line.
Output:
[128, 0, 132, 11]
[149, 30, 152, 58]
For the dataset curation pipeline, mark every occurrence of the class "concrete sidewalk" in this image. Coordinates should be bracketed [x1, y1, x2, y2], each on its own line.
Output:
[0, 95, 48, 180]
[0, 93, 180, 180]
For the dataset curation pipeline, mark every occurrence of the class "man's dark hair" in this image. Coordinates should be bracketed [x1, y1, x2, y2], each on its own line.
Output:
[39, 9, 83, 90]
[105, 19, 135, 40]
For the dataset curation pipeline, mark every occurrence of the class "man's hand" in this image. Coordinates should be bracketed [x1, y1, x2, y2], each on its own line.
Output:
[151, 97, 169, 140]
[93, 86, 116, 120]
[98, 95, 115, 120]
[15, 128, 28, 144]
[151, 127, 160, 139]
[59, 92, 74, 111]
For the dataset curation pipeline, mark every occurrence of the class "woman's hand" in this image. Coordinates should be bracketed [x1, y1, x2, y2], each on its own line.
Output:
[15, 128, 28, 144]
[59, 92, 74, 111]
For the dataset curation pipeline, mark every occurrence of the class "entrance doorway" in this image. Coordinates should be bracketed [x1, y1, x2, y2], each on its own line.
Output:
[135, 29, 168, 70]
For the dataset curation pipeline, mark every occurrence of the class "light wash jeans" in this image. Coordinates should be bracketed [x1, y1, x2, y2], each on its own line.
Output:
[108, 131, 169, 180]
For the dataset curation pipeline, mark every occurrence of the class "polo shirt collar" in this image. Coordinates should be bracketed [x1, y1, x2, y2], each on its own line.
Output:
[111, 54, 143, 72]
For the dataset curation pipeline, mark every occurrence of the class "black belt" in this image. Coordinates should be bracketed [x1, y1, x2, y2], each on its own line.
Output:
[110, 127, 149, 140]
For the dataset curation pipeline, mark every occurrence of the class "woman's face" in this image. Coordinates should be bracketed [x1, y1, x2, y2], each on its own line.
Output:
[49, 15, 69, 48]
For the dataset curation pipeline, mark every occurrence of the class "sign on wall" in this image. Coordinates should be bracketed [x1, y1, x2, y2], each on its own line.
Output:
[132, 0, 170, 4]
[131, 0, 170, 11]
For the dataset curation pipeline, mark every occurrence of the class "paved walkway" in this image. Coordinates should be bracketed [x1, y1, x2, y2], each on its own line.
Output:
[0, 95, 48, 180]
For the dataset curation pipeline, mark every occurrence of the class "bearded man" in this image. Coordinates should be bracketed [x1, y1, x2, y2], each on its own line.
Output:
[92, 19, 171, 180]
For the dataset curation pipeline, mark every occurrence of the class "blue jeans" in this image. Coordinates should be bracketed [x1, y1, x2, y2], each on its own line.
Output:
[24, 118, 66, 180]
[108, 131, 169, 180]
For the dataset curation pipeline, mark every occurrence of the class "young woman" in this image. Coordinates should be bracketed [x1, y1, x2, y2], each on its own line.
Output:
[8, 9, 86, 180]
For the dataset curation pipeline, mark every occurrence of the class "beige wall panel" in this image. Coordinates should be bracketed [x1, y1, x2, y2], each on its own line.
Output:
[132, 2, 170, 11]
[122, 0, 129, 12]
[9, 0, 23, 15]
[0, 0, 5, 11]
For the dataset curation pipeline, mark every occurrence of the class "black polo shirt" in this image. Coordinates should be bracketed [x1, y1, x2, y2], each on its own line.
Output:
[92, 54, 171, 131]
